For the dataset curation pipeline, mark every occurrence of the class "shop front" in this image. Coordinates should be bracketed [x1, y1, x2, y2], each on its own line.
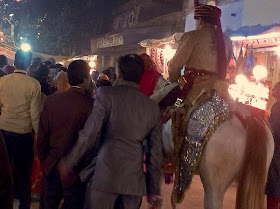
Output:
[139, 33, 183, 78]
[230, 25, 280, 111]
[139, 25, 280, 112]
[62, 54, 98, 74]
[91, 26, 176, 72]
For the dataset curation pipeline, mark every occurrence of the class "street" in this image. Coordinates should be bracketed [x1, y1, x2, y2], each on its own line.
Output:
[19, 175, 237, 209]
[140, 175, 237, 209]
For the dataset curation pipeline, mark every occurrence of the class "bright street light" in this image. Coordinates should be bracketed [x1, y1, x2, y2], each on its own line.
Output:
[89, 61, 96, 69]
[9, 14, 14, 17]
[21, 43, 31, 52]
[253, 65, 267, 81]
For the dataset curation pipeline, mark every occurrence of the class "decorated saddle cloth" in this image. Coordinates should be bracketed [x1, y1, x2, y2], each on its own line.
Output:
[168, 75, 231, 203]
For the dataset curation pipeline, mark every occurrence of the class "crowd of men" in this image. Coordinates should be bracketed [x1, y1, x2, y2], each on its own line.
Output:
[0, 50, 163, 209]
[1, 2, 280, 209]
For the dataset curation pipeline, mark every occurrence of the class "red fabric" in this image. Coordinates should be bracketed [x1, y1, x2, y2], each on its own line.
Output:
[139, 70, 161, 97]
[31, 158, 43, 194]
[194, 5, 221, 19]
[267, 196, 280, 209]
[140, 53, 157, 72]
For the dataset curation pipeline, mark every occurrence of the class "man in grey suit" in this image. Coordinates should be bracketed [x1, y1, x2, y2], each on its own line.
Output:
[59, 54, 163, 209]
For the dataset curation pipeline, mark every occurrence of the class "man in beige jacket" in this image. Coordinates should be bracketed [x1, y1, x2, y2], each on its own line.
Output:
[0, 49, 41, 209]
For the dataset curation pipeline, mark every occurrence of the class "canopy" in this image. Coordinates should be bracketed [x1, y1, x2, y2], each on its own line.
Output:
[32, 51, 70, 63]
[139, 33, 184, 48]
[231, 25, 280, 48]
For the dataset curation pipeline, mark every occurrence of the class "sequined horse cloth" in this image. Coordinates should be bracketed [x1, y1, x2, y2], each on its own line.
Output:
[170, 76, 231, 203]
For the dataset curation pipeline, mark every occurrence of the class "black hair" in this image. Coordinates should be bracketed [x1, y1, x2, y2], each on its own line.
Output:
[32, 57, 42, 67]
[34, 64, 50, 95]
[44, 60, 53, 67]
[96, 79, 112, 88]
[35, 64, 49, 80]
[67, 60, 90, 86]
[0, 55, 8, 67]
[118, 54, 145, 84]
[14, 49, 32, 70]
[55, 63, 63, 71]
[49, 64, 57, 69]
[103, 67, 116, 80]
[60, 67, 68, 72]
[195, 16, 218, 25]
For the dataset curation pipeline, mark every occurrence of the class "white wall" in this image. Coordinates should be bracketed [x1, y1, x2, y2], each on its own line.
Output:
[242, 0, 280, 26]
[184, 0, 280, 33]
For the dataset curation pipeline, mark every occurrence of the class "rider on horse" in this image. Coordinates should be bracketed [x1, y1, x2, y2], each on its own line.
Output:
[169, 3, 232, 84]
[156, 2, 235, 204]
[167, 2, 233, 105]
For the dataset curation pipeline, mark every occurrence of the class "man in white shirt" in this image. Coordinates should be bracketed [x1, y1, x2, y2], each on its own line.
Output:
[0, 49, 41, 209]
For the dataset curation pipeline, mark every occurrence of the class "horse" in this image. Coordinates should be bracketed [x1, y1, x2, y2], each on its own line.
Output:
[152, 92, 275, 209]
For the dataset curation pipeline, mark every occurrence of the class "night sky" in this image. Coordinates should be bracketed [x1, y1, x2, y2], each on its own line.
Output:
[1, 0, 131, 55]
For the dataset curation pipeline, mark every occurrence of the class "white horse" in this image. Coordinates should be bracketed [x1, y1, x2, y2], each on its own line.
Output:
[154, 94, 275, 209]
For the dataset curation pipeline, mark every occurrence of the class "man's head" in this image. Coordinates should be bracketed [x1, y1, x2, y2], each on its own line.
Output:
[0, 55, 8, 68]
[14, 49, 32, 70]
[32, 57, 42, 67]
[102, 67, 117, 85]
[3, 65, 15, 74]
[194, 5, 221, 29]
[272, 82, 280, 99]
[118, 54, 145, 84]
[48, 65, 58, 82]
[35, 64, 49, 82]
[67, 60, 90, 88]
[28, 64, 37, 78]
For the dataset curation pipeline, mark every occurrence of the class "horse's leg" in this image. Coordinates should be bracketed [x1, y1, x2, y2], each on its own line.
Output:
[199, 116, 246, 209]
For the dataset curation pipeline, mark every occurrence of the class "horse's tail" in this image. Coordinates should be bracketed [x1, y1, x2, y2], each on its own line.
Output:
[235, 116, 268, 209]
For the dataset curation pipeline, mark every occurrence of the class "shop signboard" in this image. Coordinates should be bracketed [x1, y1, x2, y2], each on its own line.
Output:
[0, 46, 15, 59]
[97, 33, 124, 49]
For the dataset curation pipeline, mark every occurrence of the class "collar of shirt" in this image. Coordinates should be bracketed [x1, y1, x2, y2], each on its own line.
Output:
[71, 86, 82, 89]
[115, 80, 139, 89]
[14, 69, 28, 75]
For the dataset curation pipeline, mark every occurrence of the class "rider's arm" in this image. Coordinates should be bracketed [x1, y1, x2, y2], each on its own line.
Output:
[168, 33, 195, 83]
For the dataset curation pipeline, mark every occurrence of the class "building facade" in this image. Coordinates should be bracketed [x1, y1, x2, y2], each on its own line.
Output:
[91, 0, 185, 71]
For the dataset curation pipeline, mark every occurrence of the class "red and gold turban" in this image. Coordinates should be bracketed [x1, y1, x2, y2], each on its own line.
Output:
[194, 5, 221, 20]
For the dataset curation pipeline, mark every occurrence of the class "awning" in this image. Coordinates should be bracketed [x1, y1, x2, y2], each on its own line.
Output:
[231, 25, 280, 48]
[123, 25, 174, 46]
[94, 25, 176, 55]
[32, 51, 70, 63]
[139, 33, 184, 48]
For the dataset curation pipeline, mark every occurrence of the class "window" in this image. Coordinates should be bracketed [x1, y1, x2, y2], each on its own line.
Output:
[128, 12, 135, 25]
